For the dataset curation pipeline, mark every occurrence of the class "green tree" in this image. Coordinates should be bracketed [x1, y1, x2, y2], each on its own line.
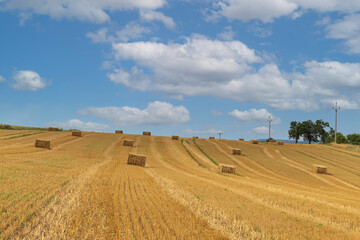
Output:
[326, 132, 347, 144]
[288, 121, 302, 143]
[314, 119, 330, 143]
[301, 120, 318, 144]
[347, 133, 360, 145]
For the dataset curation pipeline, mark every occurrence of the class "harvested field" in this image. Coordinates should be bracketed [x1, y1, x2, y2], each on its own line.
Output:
[1, 129, 360, 240]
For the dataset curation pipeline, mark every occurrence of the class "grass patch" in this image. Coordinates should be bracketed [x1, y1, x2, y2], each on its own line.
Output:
[193, 138, 218, 166]
[3, 132, 45, 140]
[181, 139, 205, 168]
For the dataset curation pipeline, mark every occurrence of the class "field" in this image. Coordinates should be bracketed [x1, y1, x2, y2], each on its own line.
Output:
[0, 130, 360, 239]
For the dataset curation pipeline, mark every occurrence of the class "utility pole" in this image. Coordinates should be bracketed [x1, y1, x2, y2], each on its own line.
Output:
[332, 102, 340, 144]
[217, 131, 223, 139]
[267, 116, 272, 140]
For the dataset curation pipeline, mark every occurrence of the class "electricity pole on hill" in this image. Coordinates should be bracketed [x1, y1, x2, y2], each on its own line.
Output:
[332, 102, 340, 144]
[217, 131, 223, 139]
[267, 116, 272, 140]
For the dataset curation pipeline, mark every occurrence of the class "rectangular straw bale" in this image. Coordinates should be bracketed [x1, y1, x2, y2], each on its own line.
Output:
[193, 136, 199, 139]
[72, 131, 82, 137]
[239, 138, 244, 141]
[219, 164, 236, 174]
[313, 164, 327, 174]
[143, 131, 151, 136]
[48, 127, 58, 131]
[278, 141, 284, 145]
[251, 139, 259, 144]
[232, 148, 241, 155]
[115, 130, 123, 134]
[172, 135, 179, 140]
[209, 137, 215, 140]
[35, 139, 50, 149]
[127, 153, 146, 167]
[123, 139, 134, 147]
[270, 139, 276, 143]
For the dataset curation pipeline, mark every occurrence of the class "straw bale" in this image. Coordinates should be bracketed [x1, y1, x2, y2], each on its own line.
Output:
[209, 137, 215, 140]
[193, 136, 199, 139]
[123, 139, 134, 147]
[172, 135, 179, 140]
[72, 131, 82, 137]
[270, 139, 276, 143]
[251, 140, 259, 144]
[313, 164, 327, 174]
[115, 130, 123, 134]
[239, 138, 244, 141]
[35, 139, 50, 149]
[219, 164, 236, 174]
[48, 127, 58, 131]
[127, 153, 146, 167]
[143, 131, 151, 136]
[278, 141, 284, 145]
[232, 148, 241, 155]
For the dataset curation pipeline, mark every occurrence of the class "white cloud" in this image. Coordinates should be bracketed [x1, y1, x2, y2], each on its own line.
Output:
[108, 35, 360, 111]
[139, 9, 175, 29]
[0, 75, 5, 82]
[48, 119, 109, 132]
[325, 14, 360, 54]
[217, 26, 235, 40]
[252, 126, 268, 135]
[229, 108, 281, 124]
[214, 0, 298, 23]
[87, 23, 151, 43]
[11, 70, 48, 91]
[3, 0, 166, 23]
[78, 101, 190, 126]
[212, 0, 360, 23]
[320, 98, 359, 110]
[211, 110, 223, 116]
[183, 127, 223, 136]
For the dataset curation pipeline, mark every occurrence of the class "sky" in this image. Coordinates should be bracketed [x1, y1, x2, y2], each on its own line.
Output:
[1, 0, 360, 140]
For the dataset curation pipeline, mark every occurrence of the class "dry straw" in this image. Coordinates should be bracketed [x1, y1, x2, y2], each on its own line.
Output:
[219, 164, 236, 174]
[232, 148, 241, 155]
[143, 131, 151, 136]
[270, 139, 276, 143]
[193, 136, 199, 139]
[72, 131, 82, 137]
[127, 153, 146, 167]
[239, 138, 244, 141]
[172, 135, 179, 140]
[123, 139, 134, 147]
[48, 127, 58, 131]
[278, 141, 284, 145]
[313, 164, 327, 174]
[251, 140, 259, 144]
[35, 139, 50, 149]
[115, 130, 123, 134]
[209, 137, 215, 140]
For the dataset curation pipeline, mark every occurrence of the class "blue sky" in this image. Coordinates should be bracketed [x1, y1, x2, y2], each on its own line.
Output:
[1, 0, 360, 140]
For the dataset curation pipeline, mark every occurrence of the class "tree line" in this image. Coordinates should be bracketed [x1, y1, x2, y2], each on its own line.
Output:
[288, 120, 360, 144]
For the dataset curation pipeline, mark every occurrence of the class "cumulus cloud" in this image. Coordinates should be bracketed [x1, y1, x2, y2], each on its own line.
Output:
[229, 108, 281, 124]
[48, 119, 109, 132]
[325, 14, 360, 54]
[139, 9, 175, 29]
[252, 126, 269, 135]
[0, 75, 5, 82]
[78, 101, 190, 126]
[107, 35, 360, 111]
[217, 26, 235, 40]
[2, 0, 166, 23]
[212, 0, 360, 23]
[87, 23, 151, 43]
[11, 70, 48, 91]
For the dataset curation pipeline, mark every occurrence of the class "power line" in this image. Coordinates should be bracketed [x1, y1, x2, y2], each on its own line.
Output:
[267, 116, 272, 140]
[332, 102, 340, 144]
